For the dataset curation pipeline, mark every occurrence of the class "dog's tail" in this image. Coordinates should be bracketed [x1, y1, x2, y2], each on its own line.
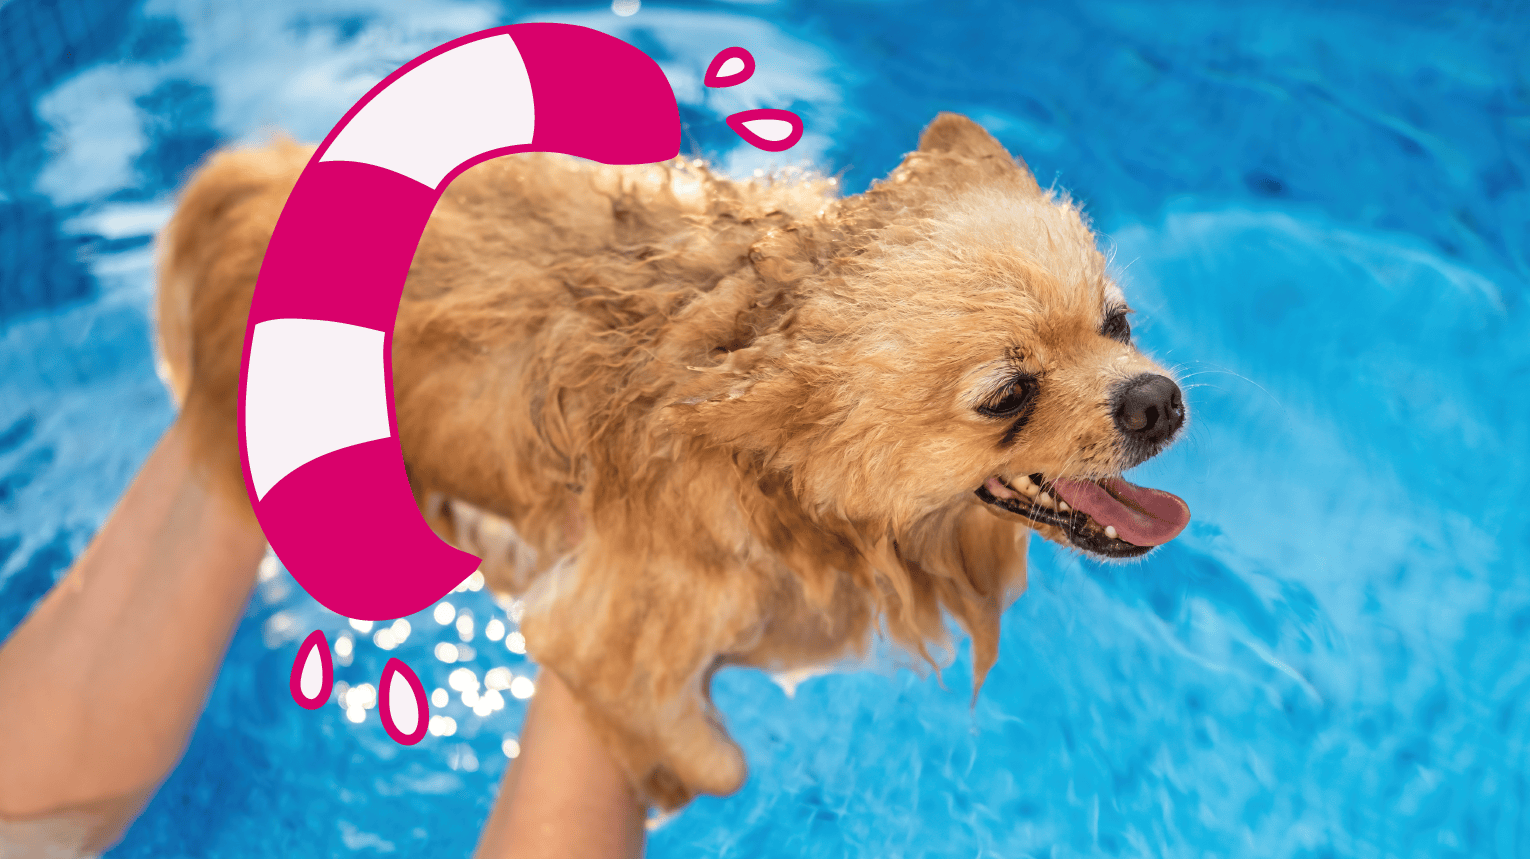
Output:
[153, 138, 314, 509]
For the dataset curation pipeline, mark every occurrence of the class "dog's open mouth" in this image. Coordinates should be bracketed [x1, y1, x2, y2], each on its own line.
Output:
[975, 473, 1191, 558]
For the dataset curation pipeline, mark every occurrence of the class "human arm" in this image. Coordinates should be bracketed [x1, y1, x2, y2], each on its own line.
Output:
[472, 669, 648, 859]
[0, 417, 268, 854]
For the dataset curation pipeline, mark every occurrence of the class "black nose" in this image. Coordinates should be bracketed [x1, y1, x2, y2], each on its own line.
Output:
[1113, 374, 1184, 444]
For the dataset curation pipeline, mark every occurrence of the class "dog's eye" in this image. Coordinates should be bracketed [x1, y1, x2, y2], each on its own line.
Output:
[1101, 310, 1132, 343]
[977, 376, 1038, 418]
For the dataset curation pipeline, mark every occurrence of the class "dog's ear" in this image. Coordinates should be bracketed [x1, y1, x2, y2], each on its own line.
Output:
[918, 113, 1011, 159]
[836, 114, 1041, 237]
[899, 113, 1041, 193]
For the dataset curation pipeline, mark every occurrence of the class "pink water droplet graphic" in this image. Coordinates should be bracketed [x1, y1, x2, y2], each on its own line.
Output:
[378, 658, 430, 746]
[726, 108, 804, 152]
[704, 47, 755, 88]
[289, 629, 333, 709]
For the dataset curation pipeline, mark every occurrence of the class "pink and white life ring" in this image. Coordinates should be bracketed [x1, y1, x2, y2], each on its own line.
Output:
[240, 23, 681, 623]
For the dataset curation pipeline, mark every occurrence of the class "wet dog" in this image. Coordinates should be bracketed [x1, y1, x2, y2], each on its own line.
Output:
[156, 113, 1190, 809]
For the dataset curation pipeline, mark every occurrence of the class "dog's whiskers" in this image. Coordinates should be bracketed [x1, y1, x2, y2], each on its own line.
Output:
[1171, 363, 1285, 409]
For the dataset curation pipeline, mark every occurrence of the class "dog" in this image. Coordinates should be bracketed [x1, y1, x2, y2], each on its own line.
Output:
[154, 113, 1190, 810]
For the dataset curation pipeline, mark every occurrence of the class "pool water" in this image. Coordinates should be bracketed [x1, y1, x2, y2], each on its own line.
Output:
[2, 0, 1527, 856]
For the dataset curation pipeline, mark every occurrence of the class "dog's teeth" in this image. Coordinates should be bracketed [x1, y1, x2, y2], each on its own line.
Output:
[1105, 525, 1118, 539]
[1037, 492, 1055, 507]
[1057, 501, 1070, 512]
[1016, 474, 1035, 489]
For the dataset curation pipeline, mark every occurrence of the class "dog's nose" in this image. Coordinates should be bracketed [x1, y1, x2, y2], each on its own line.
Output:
[1113, 374, 1184, 444]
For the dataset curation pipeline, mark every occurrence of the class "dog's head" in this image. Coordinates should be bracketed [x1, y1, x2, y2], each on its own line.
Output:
[668, 113, 1188, 563]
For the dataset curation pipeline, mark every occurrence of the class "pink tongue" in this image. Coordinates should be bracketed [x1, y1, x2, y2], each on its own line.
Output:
[1049, 477, 1190, 547]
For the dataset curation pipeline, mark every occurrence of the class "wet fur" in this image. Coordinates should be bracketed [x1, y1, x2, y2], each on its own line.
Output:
[155, 114, 1178, 809]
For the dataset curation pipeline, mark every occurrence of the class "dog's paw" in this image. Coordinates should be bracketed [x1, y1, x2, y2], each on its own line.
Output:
[640, 727, 747, 810]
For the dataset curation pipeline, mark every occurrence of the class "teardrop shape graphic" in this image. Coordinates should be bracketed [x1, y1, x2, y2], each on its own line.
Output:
[704, 47, 755, 88]
[378, 658, 429, 746]
[290, 629, 334, 710]
[726, 108, 804, 153]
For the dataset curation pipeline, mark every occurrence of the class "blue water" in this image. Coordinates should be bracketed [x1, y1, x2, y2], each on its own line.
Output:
[2, 0, 1527, 856]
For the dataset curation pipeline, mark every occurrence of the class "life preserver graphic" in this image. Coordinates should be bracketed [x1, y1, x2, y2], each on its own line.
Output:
[241, 24, 681, 624]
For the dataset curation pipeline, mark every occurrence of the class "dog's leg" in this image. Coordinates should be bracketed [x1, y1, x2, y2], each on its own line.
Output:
[517, 543, 760, 810]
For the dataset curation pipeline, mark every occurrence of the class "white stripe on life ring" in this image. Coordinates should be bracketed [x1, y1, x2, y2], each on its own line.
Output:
[245, 318, 392, 500]
[319, 34, 535, 188]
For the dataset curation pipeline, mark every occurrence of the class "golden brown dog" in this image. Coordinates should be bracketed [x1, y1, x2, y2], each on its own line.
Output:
[154, 113, 1190, 810]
